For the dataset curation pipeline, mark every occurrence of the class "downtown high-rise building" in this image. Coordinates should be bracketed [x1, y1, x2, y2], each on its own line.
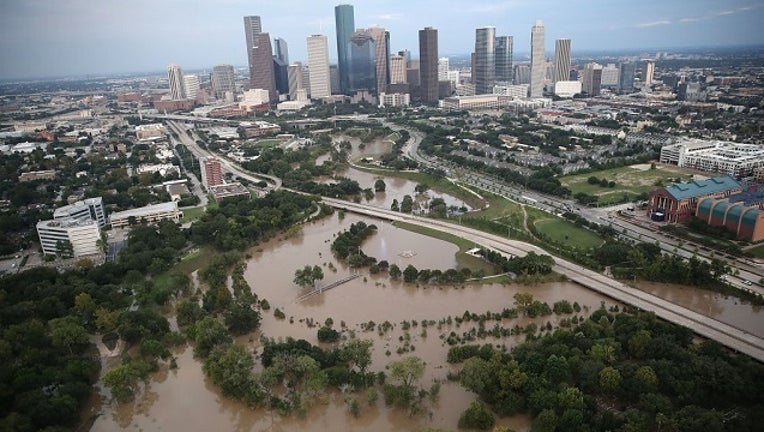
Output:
[438, 57, 449, 81]
[553, 38, 571, 84]
[390, 54, 407, 84]
[244, 15, 277, 102]
[287, 62, 303, 100]
[529, 20, 545, 97]
[307, 34, 331, 98]
[494, 36, 513, 83]
[367, 27, 390, 95]
[619, 62, 636, 93]
[211, 64, 235, 99]
[274, 37, 289, 64]
[419, 27, 439, 103]
[167, 64, 185, 100]
[582, 62, 603, 96]
[348, 30, 377, 93]
[474, 26, 496, 95]
[334, 4, 355, 94]
[640, 60, 655, 86]
[183, 74, 200, 99]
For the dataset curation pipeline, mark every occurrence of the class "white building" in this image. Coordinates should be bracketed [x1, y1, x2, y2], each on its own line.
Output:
[183, 74, 200, 99]
[529, 20, 545, 97]
[37, 218, 101, 257]
[378, 93, 410, 107]
[239, 89, 270, 111]
[109, 202, 182, 229]
[660, 139, 764, 177]
[492, 84, 530, 98]
[438, 57, 450, 81]
[600, 64, 620, 87]
[136, 163, 180, 177]
[307, 35, 331, 98]
[390, 54, 407, 84]
[54, 197, 106, 228]
[167, 64, 186, 100]
[135, 123, 167, 141]
[554, 81, 582, 98]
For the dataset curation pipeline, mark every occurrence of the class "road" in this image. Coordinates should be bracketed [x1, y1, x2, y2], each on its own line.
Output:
[393, 121, 763, 295]
[166, 120, 282, 189]
[320, 197, 764, 363]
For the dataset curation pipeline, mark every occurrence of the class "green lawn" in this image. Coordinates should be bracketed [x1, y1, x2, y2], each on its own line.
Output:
[560, 164, 698, 205]
[255, 139, 283, 147]
[181, 206, 206, 223]
[533, 218, 605, 249]
[747, 244, 764, 258]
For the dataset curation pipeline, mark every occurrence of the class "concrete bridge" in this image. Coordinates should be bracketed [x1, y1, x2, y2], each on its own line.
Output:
[321, 197, 764, 363]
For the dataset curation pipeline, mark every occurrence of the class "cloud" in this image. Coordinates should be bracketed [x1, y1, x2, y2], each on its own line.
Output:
[634, 20, 672, 28]
[679, 17, 704, 23]
[375, 13, 402, 20]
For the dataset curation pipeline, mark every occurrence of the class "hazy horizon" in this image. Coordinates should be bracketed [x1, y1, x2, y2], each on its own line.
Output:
[1, 0, 762, 80]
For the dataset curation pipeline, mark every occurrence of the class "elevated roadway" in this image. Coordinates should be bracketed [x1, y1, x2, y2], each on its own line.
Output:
[321, 197, 764, 363]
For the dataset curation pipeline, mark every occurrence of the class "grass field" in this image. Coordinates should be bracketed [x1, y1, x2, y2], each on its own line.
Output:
[181, 206, 206, 223]
[747, 244, 764, 258]
[255, 139, 284, 148]
[533, 218, 605, 249]
[560, 164, 698, 205]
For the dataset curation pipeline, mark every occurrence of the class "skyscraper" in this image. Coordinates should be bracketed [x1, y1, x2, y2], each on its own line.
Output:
[530, 20, 545, 97]
[273, 57, 289, 95]
[244, 15, 277, 102]
[248, 32, 277, 102]
[640, 60, 655, 86]
[348, 30, 376, 93]
[438, 57, 449, 81]
[553, 38, 571, 84]
[201, 157, 224, 189]
[167, 64, 185, 100]
[419, 27, 439, 103]
[287, 62, 303, 100]
[494, 36, 513, 83]
[183, 74, 199, 99]
[582, 63, 603, 96]
[474, 26, 495, 95]
[243, 16, 262, 51]
[274, 37, 289, 64]
[307, 34, 331, 98]
[367, 27, 390, 95]
[619, 62, 636, 93]
[390, 54, 407, 84]
[211, 64, 235, 99]
[334, 4, 355, 94]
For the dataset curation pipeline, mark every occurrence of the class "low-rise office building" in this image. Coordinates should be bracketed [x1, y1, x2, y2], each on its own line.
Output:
[37, 217, 101, 257]
[109, 202, 181, 228]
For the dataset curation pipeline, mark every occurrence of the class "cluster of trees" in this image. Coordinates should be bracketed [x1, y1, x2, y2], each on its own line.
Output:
[478, 249, 555, 276]
[389, 263, 476, 284]
[330, 221, 378, 266]
[450, 308, 764, 431]
[0, 219, 191, 429]
[586, 176, 616, 188]
[190, 190, 317, 251]
[594, 240, 730, 288]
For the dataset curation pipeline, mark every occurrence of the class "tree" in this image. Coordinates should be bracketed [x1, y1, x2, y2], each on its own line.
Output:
[102, 364, 139, 402]
[49, 317, 89, 354]
[532, 409, 558, 432]
[391, 199, 400, 212]
[193, 316, 232, 358]
[633, 365, 658, 393]
[401, 195, 414, 213]
[458, 400, 495, 430]
[340, 339, 373, 377]
[513, 292, 534, 313]
[374, 179, 386, 192]
[389, 264, 402, 279]
[293, 265, 324, 288]
[599, 366, 622, 394]
[388, 356, 425, 389]
[403, 264, 419, 283]
[203, 344, 259, 401]
[317, 326, 340, 342]
[224, 298, 261, 335]
[628, 329, 652, 358]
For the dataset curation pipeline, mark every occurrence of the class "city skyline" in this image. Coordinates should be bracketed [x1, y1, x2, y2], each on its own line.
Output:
[1, 0, 763, 79]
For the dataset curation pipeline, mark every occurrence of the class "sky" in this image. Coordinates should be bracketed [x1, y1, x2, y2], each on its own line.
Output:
[1, 0, 763, 79]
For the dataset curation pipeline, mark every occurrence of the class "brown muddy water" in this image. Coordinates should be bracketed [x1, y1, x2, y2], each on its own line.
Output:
[90, 213, 615, 431]
[636, 281, 764, 338]
[90, 212, 764, 431]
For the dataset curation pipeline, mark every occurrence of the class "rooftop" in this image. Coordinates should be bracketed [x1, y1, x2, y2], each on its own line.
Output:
[665, 176, 741, 200]
[109, 202, 178, 220]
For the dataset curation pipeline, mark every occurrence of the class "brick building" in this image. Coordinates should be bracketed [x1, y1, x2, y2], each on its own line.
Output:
[647, 176, 742, 223]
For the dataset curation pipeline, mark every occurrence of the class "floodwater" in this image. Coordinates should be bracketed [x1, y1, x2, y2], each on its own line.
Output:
[90, 213, 615, 432]
[637, 281, 764, 338]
